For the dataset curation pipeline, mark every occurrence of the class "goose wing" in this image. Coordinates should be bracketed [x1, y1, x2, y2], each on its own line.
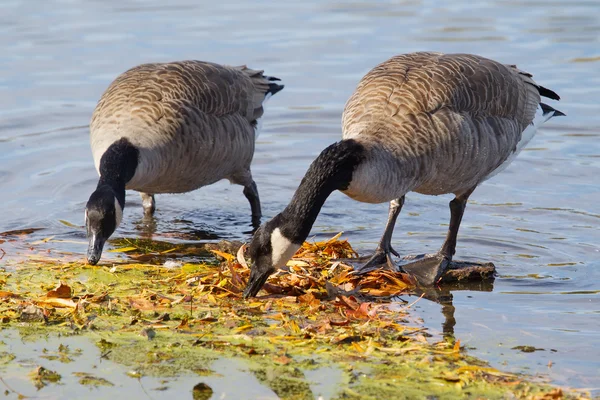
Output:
[91, 61, 280, 140]
[342, 52, 557, 140]
[342, 52, 562, 195]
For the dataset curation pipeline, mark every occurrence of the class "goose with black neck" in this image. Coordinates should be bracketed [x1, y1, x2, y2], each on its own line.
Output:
[85, 60, 284, 265]
[243, 51, 564, 298]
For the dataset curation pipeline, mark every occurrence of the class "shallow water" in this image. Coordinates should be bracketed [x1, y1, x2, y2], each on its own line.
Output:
[1, 0, 599, 396]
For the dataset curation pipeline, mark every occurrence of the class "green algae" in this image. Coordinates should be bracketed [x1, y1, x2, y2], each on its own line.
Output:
[30, 366, 62, 389]
[73, 372, 114, 387]
[192, 382, 214, 400]
[0, 239, 588, 399]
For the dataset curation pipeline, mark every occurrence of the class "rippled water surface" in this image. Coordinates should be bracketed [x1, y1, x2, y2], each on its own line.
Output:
[1, 0, 599, 396]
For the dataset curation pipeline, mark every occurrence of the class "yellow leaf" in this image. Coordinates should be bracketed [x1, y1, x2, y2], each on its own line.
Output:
[217, 278, 229, 287]
[31, 236, 55, 245]
[160, 248, 179, 254]
[108, 246, 138, 253]
[351, 341, 365, 353]
[286, 260, 310, 268]
[58, 219, 80, 228]
[210, 250, 235, 262]
[287, 320, 301, 334]
[233, 324, 253, 333]
[325, 232, 344, 244]
[36, 298, 78, 308]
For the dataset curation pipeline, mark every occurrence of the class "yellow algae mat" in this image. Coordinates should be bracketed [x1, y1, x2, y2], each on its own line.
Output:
[0, 233, 585, 399]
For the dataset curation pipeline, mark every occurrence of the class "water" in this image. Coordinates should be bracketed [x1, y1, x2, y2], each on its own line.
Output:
[1, 0, 599, 396]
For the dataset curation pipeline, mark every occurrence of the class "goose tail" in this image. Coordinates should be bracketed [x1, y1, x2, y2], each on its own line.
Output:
[236, 65, 284, 102]
[510, 64, 565, 117]
[540, 102, 566, 119]
[265, 75, 284, 98]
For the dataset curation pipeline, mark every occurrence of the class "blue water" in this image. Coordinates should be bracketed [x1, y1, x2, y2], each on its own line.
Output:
[1, 0, 599, 396]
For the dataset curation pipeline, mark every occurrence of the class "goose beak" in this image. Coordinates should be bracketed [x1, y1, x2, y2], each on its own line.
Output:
[243, 266, 271, 298]
[87, 235, 106, 265]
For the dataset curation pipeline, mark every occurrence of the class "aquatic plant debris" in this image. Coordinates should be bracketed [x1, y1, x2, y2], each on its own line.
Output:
[0, 233, 588, 398]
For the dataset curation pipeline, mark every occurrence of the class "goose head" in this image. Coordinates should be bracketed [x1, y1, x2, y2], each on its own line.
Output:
[242, 140, 366, 297]
[243, 214, 301, 298]
[85, 185, 123, 265]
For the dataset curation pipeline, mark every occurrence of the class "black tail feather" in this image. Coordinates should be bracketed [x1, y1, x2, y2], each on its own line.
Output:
[540, 102, 566, 117]
[538, 85, 561, 101]
[266, 80, 284, 97]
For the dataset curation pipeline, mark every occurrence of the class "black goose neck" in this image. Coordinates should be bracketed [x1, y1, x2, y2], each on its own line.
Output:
[280, 139, 365, 243]
[97, 138, 139, 208]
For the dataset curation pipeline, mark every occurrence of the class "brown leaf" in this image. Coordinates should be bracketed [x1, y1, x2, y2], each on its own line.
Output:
[273, 355, 292, 365]
[453, 339, 461, 353]
[228, 262, 244, 292]
[87, 292, 109, 303]
[176, 318, 190, 329]
[128, 297, 156, 311]
[297, 292, 320, 307]
[0, 290, 20, 299]
[329, 318, 350, 327]
[336, 295, 361, 311]
[46, 282, 72, 299]
[0, 228, 43, 236]
[533, 389, 563, 400]
[345, 302, 373, 320]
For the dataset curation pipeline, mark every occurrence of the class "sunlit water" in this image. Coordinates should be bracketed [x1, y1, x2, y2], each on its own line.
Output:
[1, 0, 599, 396]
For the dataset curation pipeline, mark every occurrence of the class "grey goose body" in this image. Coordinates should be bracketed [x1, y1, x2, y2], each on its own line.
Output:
[85, 60, 283, 265]
[244, 52, 563, 297]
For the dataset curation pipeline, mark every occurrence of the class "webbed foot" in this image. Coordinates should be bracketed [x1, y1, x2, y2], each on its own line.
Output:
[400, 253, 450, 286]
[353, 246, 400, 275]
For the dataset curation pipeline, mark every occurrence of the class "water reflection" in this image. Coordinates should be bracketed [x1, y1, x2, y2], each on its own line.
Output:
[416, 280, 495, 340]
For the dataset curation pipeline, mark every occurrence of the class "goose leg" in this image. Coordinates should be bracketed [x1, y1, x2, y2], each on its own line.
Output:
[355, 196, 405, 274]
[402, 187, 476, 286]
[141, 193, 156, 217]
[439, 188, 475, 259]
[243, 180, 262, 228]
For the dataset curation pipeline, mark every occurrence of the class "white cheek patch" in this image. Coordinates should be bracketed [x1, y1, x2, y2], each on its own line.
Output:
[114, 197, 123, 228]
[270, 228, 301, 269]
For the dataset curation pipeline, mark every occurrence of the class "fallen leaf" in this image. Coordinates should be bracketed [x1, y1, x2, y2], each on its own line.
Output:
[0, 290, 20, 299]
[453, 339, 461, 353]
[46, 282, 72, 299]
[297, 292, 320, 307]
[128, 297, 156, 311]
[36, 298, 78, 308]
[210, 250, 235, 262]
[108, 246, 138, 253]
[273, 355, 292, 365]
[236, 244, 248, 268]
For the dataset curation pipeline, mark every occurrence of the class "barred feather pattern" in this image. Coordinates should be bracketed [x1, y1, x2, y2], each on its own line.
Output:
[341, 52, 558, 203]
[90, 61, 277, 193]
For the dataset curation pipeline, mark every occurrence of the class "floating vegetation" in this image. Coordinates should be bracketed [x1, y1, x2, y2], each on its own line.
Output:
[0, 233, 587, 398]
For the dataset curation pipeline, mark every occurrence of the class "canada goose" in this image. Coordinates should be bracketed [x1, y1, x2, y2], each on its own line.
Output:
[243, 52, 564, 297]
[85, 61, 283, 265]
